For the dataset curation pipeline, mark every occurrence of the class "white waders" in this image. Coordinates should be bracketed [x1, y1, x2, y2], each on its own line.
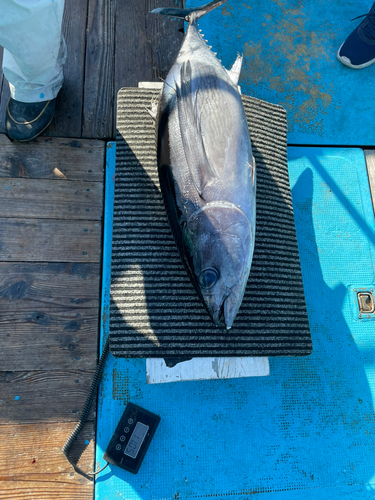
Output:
[0, 0, 66, 103]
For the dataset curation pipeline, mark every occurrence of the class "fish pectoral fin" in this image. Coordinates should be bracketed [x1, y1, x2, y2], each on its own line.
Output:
[176, 61, 216, 197]
[144, 98, 158, 121]
[227, 54, 243, 86]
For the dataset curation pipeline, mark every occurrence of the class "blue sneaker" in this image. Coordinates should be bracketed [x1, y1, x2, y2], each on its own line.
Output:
[337, 2, 375, 69]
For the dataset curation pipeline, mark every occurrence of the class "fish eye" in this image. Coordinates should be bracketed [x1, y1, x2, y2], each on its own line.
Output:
[199, 268, 219, 289]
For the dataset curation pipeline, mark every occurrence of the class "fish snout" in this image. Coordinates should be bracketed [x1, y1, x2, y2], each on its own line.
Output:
[223, 284, 245, 330]
[203, 287, 232, 327]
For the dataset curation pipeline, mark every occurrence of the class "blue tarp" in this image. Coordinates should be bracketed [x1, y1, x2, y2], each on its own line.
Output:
[95, 144, 375, 499]
[185, 0, 375, 145]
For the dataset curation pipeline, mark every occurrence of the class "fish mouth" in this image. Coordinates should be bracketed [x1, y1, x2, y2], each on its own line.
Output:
[208, 288, 242, 330]
[207, 288, 232, 328]
[211, 307, 223, 326]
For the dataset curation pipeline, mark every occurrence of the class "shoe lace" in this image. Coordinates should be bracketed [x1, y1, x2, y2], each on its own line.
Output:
[352, 11, 375, 40]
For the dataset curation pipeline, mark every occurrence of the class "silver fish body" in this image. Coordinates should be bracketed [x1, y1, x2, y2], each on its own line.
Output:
[154, 1, 256, 329]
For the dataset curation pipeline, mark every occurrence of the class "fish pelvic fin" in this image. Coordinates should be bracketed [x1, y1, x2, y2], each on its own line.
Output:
[176, 60, 216, 197]
[151, 0, 229, 23]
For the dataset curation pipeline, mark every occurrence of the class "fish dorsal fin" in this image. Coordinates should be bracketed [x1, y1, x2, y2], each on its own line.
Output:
[226, 54, 243, 85]
[176, 60, 216, 197]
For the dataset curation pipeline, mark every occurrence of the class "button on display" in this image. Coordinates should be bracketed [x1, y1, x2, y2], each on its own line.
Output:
[116, 444, 122, 451]
[124, 427, 130, 433]
[128, 418, 134, 425]
[120, 435, 126, 442]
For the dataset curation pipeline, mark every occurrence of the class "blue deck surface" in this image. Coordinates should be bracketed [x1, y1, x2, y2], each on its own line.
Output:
[95, 144, 375, 499]
[185, 0, 375, 145]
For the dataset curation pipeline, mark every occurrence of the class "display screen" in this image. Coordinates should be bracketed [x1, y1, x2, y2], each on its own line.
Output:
[124, 422, 149, 459]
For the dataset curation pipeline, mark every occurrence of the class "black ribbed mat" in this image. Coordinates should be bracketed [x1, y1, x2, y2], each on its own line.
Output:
[110, 87, 312, 358]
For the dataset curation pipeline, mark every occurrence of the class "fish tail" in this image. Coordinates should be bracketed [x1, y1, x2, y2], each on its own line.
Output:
[151, 0, 229, 22]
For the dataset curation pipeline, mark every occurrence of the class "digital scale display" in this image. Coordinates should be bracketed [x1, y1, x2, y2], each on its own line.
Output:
[124, 422, 149, 459]
[103, 402, 160, 474]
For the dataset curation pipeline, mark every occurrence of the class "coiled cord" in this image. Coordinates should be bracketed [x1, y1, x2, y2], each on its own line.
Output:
[62, 337, 110, 481]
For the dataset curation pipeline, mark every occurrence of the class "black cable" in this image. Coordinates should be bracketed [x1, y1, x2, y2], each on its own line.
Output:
[62, 337, 110, 481]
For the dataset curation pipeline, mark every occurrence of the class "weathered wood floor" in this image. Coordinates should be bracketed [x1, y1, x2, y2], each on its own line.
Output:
[0, 134, 104, 499]
[0, 1, 182, 499]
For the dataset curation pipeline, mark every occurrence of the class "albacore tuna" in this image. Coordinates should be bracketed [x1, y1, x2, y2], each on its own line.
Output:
[152, 0, 256, 329]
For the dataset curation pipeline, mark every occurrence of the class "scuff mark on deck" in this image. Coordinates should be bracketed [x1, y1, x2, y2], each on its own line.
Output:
[242, 1, 335, 136]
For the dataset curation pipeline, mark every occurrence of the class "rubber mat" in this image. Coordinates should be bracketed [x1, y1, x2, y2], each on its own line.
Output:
[110, 88, 312, 358]
[185, 0, 375, 145]
[96, 145, 375, 499]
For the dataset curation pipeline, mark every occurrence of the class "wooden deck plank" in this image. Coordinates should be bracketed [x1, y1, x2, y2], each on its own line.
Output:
[0, 306, 99, 371]
[0, 218, 101, 262]
[0, 480, 93, 500]
[83, 0, 116, 139]
[42, 0, 89, 139]
[0, 262, 100, 310]
[0, 136, 105, 182]
[0, 370, 96, 424]
[114, 0, 183, 89]
[0, 134, 10, 146]
[114, 1, 153, 92]
[114, 1, 183, 135]
[145, 0, 184, 81]
[0, 421, 94, 500]
[364, 150, 375, 216]
[0, 178, 103, 220]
